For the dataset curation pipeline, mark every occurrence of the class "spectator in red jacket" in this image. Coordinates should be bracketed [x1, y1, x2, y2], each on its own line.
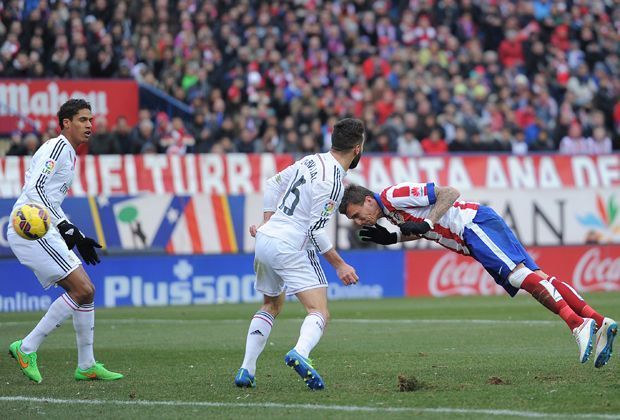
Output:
[498, 30, 524, 69]
[421, 128, 448, 155]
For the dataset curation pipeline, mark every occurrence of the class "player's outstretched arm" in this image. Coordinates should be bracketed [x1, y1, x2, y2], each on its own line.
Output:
[400, 186, 460, 236]
[322, 248, 358, 285]
[426, 186, 460, 224]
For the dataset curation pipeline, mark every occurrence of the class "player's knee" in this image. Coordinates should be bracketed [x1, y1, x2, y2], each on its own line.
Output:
[508, 266, 533, 289]
[72, 283, 95, 305]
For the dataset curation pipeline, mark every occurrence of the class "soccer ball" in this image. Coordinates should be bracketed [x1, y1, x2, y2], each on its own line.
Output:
[12, 203, 51, 240]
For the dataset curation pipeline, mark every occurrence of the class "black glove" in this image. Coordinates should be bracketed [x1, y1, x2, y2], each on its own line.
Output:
[358, 224, 397, 245]
[400, 219, 433, 236]
[57, 221, 81, 249]
[57, 221, 102, 265]
[76, 237, 102, 265]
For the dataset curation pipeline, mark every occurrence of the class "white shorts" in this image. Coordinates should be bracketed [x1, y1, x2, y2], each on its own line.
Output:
[254, 232, 328, 297]
[7, 225, 81, 289]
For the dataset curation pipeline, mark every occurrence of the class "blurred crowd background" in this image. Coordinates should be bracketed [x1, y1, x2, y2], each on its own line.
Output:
[1, 0, 619, 157]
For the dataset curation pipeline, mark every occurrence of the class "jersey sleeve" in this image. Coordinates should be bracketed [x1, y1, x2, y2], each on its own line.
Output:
[307, 179, 340, 254]
[23, 145, 68, 225]
[380, 182, 436, 210]
[262, 161, 298, 212]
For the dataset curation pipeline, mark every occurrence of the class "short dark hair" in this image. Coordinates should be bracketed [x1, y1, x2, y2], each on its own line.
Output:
[331, 118, 365, 151]
[58, 99, 91, 129]
[338, 184, 374, 215]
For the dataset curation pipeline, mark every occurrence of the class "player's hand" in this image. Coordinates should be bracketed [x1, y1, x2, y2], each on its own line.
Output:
[57, 221, 82, 249]
[336, 263, 358, 286]
[249, 224, 260, 238]
[76, 237, 102, 265]
[57, 221, 102, 264]
[359, 224, 397, 245]
[250, 212, 274, 238]
[400, 219, 433, 236]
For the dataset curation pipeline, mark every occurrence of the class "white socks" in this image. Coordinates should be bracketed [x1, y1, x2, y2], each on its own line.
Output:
[21, 292, 96, 370]
[241, 311, 274, 376]
[21, 293, 75, 353]
[72, 302, 95, 370]
[294, 312, 326, 358]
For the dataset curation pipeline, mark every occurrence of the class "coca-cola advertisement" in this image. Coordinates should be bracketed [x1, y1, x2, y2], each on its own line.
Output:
[405, 245, 620, 297]
[0, 79, 138, 133]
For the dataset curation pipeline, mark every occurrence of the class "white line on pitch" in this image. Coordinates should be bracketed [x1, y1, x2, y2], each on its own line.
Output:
[0, 396, 618, 419]
[0, 318, 555, 327]
[2, 318, 556, 326]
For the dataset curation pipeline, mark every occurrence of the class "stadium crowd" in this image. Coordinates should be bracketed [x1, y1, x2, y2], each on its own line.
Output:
[1, 0, 619, 156]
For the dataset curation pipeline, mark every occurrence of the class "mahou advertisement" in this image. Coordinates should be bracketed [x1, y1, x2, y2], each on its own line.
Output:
[405, 245, 620, 297]
[0, 80, 138, 133]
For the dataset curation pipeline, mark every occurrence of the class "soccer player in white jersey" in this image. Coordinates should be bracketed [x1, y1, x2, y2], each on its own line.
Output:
[234, 118, 365, 390]
[7, 99, 123, 383]
[339, 183, 617, 368]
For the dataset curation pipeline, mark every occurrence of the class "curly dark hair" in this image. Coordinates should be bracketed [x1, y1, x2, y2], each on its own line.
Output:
[331, 118, 365, 151]
[57, 99, 92, 129]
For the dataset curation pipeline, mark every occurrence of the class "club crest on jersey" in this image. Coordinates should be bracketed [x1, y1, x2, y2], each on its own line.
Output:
[42, 159, 56, 174]
[321, 200, 337, 217]
[412, 186, 426, 197]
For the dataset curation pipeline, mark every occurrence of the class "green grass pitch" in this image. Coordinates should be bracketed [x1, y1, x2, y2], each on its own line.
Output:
[1, 293, 619, 419]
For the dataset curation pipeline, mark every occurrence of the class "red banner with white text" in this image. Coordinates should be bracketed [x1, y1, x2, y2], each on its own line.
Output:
[0, 79, 138, 133]
[0, 154, 618, 198]
[405, 245, 620, 297]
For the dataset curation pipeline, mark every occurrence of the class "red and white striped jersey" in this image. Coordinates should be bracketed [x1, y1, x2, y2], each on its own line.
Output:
[377, 182, 479, 255]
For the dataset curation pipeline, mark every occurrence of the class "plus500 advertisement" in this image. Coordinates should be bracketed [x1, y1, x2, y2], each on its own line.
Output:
[0, 251, 404, 312]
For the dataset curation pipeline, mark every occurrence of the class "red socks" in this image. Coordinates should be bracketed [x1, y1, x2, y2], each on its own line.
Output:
[548, 277, 605, 328]
[521, 273, 583, 330]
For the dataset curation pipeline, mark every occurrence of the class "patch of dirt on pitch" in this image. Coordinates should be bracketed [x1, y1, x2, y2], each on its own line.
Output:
[398, 374, 425, 392]
[487, 376, 509, 385]
[534, 374, 563, 382]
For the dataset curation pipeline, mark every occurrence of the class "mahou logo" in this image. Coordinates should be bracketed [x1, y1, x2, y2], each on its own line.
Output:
[0, 82, 108, 117]
[428, 253, 505, 296]
[572, 248, 620, 292]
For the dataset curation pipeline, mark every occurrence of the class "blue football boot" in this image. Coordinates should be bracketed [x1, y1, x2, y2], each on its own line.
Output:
[234, 368, 256, 388]
[284, 349, 324, 390]
[594, 317, 617, 368]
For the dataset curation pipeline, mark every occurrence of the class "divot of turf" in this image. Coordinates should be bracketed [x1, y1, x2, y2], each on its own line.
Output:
[487, 376, 509, 385]
[398, 374, 425, 392]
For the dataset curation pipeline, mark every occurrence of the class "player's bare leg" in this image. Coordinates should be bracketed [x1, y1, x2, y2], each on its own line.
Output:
[236, 293, 285, 387]
[284, 287, 329, 390]
[536, 271, 616, 368]
[56, 267, 122, 380]
[508, 264, 595, 363]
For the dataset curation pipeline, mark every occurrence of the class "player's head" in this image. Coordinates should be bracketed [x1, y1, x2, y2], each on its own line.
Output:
[58, 99, 93, 145]
[331, 118, 365, 169]
[338, 184, 382, 226]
